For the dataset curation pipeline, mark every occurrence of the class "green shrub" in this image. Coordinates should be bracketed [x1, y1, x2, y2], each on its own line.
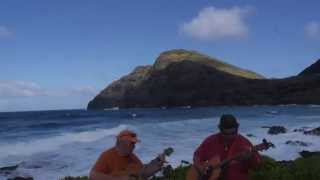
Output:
[250, 155, 320, 180]
[290, 156, 320, 180]
[250, 156, 294, 180]
[62, 155, 320, 180]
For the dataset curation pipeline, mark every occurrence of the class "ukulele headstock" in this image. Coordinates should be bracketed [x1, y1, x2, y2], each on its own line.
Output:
[163, 147, 174, 156]
[255, 139, 275, 151]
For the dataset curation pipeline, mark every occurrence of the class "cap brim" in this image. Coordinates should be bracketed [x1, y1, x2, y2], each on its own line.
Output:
[120, 136, 140, 143]
[130, 138, 140, 143]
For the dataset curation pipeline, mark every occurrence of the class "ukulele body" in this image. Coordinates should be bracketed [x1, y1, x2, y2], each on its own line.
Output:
[186, 156, 221, 180]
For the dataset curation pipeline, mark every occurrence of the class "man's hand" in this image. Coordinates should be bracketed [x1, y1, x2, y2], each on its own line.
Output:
[157, 154, 167, 166]
[139, 154, 167, 178]
[237, 149, 253, 162]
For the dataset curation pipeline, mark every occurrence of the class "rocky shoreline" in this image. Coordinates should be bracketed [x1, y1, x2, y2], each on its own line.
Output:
[2, 125, 319, 180]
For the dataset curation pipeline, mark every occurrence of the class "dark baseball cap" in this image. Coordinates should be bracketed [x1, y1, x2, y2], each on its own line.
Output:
[218, 114, 239, 129]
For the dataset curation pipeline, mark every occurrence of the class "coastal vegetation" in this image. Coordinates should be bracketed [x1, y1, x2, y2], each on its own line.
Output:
[62, 153, 320, 180]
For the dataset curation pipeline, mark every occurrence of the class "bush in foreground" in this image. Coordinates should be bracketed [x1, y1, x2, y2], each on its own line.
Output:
[62, 155, 320, 180]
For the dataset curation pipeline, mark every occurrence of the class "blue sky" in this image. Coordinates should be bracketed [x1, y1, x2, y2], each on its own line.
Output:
[0, 0, 319, 112]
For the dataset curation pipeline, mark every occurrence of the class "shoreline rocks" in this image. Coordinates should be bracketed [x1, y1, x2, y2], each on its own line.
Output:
[267, 126, 287, 135]
[285, 140, 311, 147]
[299, 150, 320, 158]
[303, 127, 320, 136]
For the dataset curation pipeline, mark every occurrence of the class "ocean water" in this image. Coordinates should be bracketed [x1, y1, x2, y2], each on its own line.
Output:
[0, 105, 320, 180]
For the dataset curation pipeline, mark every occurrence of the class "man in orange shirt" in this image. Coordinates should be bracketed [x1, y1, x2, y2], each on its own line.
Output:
[90, 129, 165, 180]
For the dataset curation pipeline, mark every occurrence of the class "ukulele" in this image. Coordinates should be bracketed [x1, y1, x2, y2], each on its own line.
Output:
[186, 139, 274, 180]
[112, 147, 174, 180]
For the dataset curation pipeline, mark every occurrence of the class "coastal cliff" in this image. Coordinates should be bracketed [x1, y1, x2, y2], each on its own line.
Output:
[88, 50, 320, 109]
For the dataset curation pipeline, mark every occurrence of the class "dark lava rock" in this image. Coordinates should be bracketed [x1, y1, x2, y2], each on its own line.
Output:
[293, 129, 303, 132]
[8, 177, 34, 180]
[0, 164, 34, 180]
[285, 140, 311, 147]
[303, 127, 320, 136]
[0, 165, 18, 172]
[0, 165, 18, 175]
[246, 134, 256, 137]
[267, 126, 287, 135]
[299, 151, 320, 158]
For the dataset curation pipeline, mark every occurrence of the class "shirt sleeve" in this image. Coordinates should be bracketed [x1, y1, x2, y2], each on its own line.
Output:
[91, 151, 111, 174]
[193, 136, 212, 163]
[243, 139, 262, 169]
[132, 154, 144, 169]
[248, 149, 262, 169]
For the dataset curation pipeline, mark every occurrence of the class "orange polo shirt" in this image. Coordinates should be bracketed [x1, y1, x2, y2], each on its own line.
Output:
[92, 147, 143, 176]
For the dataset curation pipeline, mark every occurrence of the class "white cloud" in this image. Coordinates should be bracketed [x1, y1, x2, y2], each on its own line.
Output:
[0, 80, 47, 97]
[0, 80, 98, 98]
[0, 26, 14, 39]
[305, 21, 320, 39]
[71, 86, 97, 96]
[0, 82, 98, 112]
[180, 6, 252, 41]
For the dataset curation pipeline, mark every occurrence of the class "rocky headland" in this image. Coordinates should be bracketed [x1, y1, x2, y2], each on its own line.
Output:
[88, 49, 320, 110]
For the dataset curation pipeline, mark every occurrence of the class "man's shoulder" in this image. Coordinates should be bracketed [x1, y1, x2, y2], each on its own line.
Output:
[100, 147, 117, 158]
[203, 133, 220, 143]
[131, 153, 143, 165]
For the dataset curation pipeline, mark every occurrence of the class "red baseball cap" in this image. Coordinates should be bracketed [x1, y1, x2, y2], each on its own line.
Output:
[117, 130, 140, 143]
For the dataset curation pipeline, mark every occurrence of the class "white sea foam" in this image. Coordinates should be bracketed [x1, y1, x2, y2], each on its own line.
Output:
[245, 122, 320, 160]
[103, 107, 120, 111]
[308, 104, 320, 108]
[0, 124, 128, 162]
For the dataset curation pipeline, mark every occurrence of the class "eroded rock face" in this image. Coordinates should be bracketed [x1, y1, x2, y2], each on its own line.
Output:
[87, 65, 153, 109]
[88, 49, 320, 110]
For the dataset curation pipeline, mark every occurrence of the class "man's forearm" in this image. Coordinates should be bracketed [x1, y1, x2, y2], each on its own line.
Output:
[139, 159, 163, 178]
